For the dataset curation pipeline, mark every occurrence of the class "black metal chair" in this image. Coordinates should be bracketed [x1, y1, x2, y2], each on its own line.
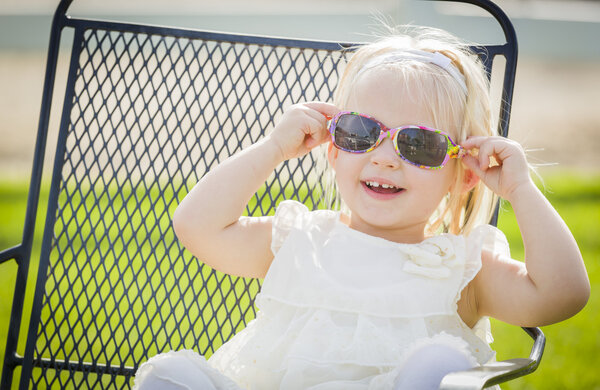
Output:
[1, 0, 544, 388]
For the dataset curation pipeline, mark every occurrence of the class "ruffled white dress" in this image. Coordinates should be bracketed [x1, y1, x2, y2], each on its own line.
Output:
[135, 200, 511, 390]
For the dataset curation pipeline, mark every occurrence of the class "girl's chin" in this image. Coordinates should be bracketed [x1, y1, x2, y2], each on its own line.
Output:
[351, 211, 412, 231]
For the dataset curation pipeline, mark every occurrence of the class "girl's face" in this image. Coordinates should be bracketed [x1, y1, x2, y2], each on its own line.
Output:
[330, 68, 458, 243]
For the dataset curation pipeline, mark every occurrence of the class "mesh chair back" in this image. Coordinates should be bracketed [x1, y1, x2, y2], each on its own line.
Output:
[2, 0, 518, 388]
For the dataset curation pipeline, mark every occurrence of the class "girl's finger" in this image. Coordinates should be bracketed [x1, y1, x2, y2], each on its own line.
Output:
[302, 114, 322, 134]
[461, 154, 485, 177]
[476, 140, 499, 170]
[460, 136, 489, 149]
[303, 116, 329, 148]
[305, 107, 335, 144]
[304, 105, 329, 127]
[303, 101, 340, 119]
[304, 131, 329, 150]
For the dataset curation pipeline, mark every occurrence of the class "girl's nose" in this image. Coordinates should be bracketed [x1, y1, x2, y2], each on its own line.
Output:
[370, 139, 401, 169]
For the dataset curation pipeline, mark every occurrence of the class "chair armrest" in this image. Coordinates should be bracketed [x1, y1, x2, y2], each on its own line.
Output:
[439, 358, 535, 389]
[0, 245, 22, 265]
[439, 327, 545, 390]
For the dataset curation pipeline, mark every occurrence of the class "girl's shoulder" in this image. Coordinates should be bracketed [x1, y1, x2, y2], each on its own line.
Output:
[463, 224, 511, 260]
[271, 200, 339, 253]
[273, 199, 338, 227]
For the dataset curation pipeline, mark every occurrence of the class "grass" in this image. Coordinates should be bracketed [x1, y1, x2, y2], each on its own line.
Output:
[0, 169, 599, 388]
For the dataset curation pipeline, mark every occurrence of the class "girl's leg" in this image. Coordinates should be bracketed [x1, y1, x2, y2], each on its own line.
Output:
[133, 350, 219, 390]
[393, 343, 476, 390]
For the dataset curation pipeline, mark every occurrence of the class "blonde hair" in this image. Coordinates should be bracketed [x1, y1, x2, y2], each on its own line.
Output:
[323, 26, 498, 235]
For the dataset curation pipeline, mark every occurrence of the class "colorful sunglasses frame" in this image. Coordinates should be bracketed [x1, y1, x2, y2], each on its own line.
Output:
[328, 111, 465, 170]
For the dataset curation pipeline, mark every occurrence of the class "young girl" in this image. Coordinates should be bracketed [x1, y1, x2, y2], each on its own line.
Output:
[134, 27, 589, 390]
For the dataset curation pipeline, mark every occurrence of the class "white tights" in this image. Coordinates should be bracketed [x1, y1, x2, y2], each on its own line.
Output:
[133, 351, 219, 390]
[393, 343, 476, 390]
[134, 343, 475, 390]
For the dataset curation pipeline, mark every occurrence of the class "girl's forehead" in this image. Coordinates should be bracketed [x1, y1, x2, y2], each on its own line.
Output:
[346, 66, 463, 137]
[348, 68, 437, 128]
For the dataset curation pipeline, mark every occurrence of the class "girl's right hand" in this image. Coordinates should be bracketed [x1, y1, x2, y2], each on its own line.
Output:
[268, 102, 340, 161]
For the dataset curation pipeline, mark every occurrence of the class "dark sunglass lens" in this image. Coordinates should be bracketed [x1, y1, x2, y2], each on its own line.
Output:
[396, 128, 448, 167]
[334, 114, 380, 151]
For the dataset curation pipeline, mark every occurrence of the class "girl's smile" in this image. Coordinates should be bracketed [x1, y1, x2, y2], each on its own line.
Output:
[361, 178, 406, 199]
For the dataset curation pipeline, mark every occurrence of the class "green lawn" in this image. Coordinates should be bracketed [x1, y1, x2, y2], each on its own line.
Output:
[0, 169, 598, 388]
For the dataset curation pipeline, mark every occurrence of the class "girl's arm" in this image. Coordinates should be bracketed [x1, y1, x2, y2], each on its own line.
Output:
[173, 102, 338, 279]
[461, 136, 590, 327]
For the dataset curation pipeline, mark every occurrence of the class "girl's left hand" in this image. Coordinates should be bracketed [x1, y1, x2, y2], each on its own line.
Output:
[460, 136, 533, 201]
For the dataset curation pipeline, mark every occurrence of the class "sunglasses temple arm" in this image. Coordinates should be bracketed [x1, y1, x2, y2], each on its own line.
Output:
[449, 145, 468, 159]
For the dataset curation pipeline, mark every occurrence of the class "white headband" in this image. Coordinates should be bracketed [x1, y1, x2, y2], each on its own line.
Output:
[357, 49, 467, 94]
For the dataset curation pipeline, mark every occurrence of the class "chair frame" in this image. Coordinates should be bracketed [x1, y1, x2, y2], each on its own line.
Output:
[1, 0, 544, 389]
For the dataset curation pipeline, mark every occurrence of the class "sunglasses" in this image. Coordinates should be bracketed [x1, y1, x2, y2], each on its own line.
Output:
[328, 111, 465, 170]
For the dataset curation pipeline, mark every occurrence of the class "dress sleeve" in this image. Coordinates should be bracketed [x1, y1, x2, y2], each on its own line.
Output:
[462, 224, 511, 344]
[270, 200, 309, 255]
[462, 224, 511, 291]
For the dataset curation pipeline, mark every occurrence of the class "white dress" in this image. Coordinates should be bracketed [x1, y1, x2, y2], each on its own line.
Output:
[135, 200, 511, 390]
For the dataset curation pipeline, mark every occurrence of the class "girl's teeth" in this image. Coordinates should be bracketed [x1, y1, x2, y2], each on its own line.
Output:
[366, 181, 396, 189]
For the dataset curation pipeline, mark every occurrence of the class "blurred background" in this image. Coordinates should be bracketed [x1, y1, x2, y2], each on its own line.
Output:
[0, 0, 599, 176]
[0, 0, 599, 389]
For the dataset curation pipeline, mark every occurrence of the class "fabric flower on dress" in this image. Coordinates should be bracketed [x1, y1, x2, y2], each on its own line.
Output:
[402, 236, 458, 279]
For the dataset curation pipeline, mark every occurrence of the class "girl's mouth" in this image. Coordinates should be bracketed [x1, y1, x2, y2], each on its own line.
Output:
[363, 180, 405, 195]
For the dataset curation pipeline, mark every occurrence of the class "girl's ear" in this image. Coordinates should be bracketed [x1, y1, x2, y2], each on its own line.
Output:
[327, 142, 338, 168]
[461, 168, 480, 193]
